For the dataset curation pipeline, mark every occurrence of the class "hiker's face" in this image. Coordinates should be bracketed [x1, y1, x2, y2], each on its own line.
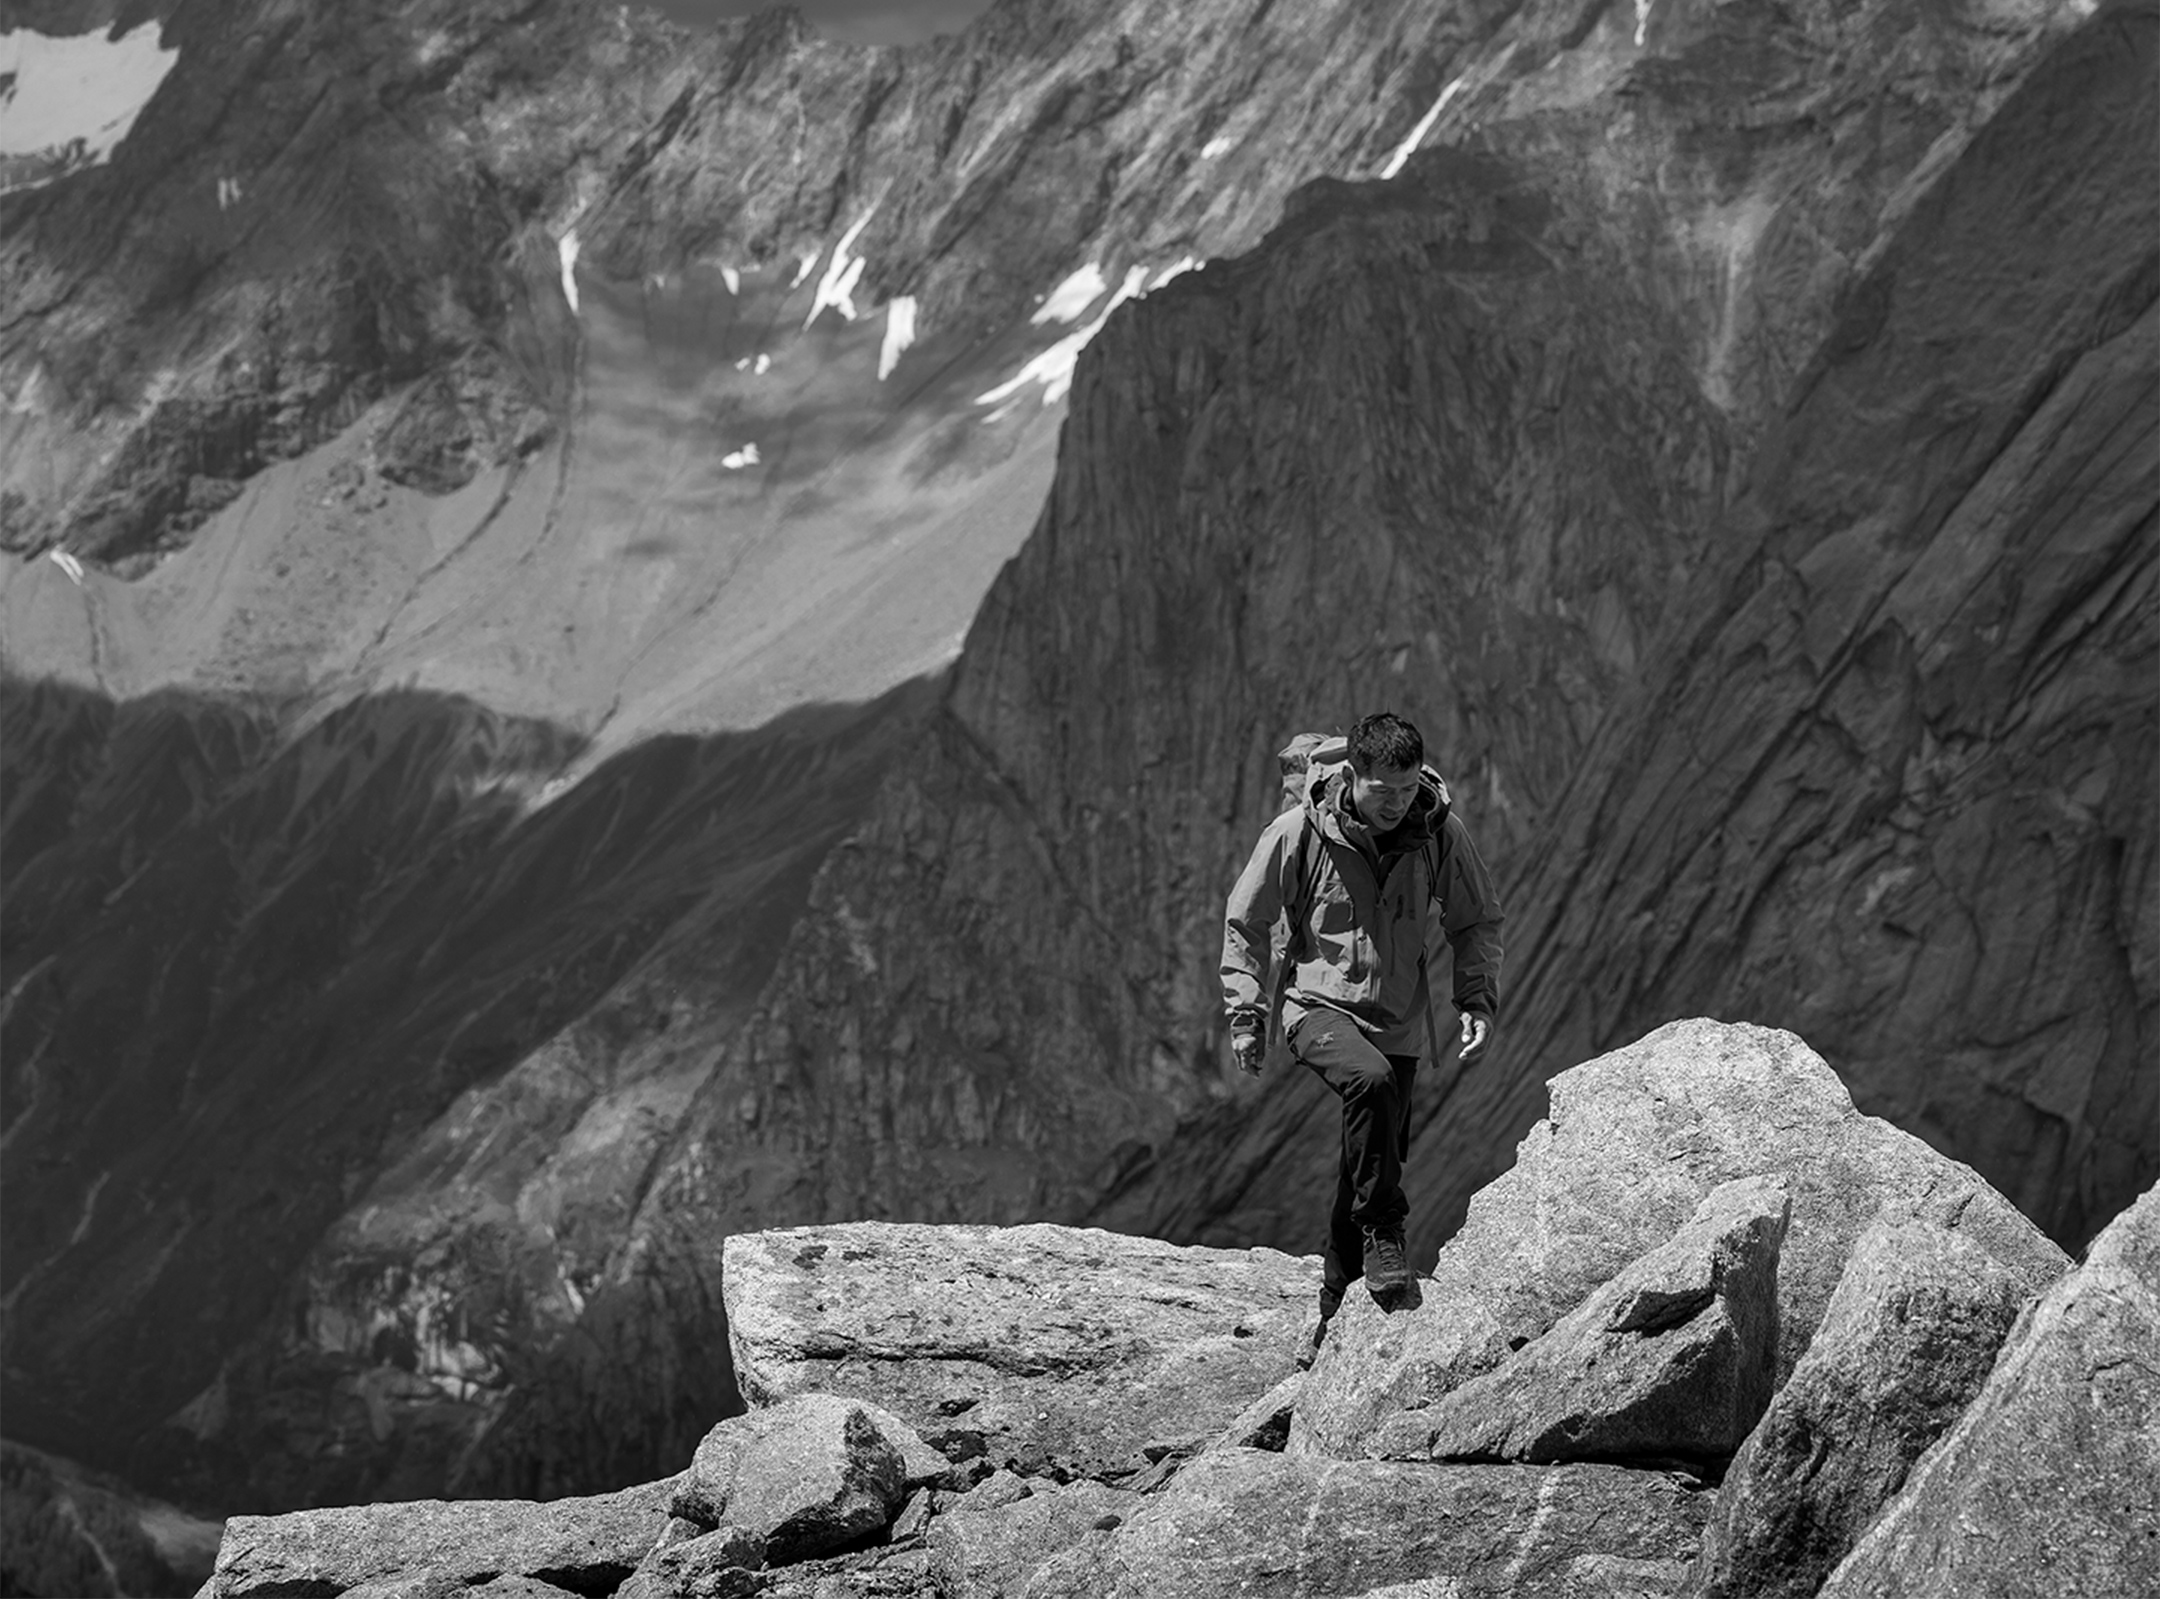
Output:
[1352, 763, 1419, 831]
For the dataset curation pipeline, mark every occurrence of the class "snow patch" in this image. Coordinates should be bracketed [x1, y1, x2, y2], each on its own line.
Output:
[804, 214, 873, 329]
[1201, 135, 1236, 160]
[754, 353, 770, 375]
[216, 175, 243, 210]
[721, 443, 761, 470]
[48, 548, 84, 586]
[0, 24, 179, 188]
[978, 263, 1150, 408]
[8, 365, 46, 414]
[720, 265, 740, 296]
[1032, 262, 1109, 325]
[557, 229, 581, 314]
[791, 249, 820, 288]
[879, 296, 918, 381]
[1634, 0, 1654, 46]
[1380, 75, 1467, 180]
[1693, 192, 1778, 413]
[1150, 256, 1199, 290]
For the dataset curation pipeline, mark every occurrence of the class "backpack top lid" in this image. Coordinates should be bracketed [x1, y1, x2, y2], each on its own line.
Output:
[1276, 732, 1349, 813]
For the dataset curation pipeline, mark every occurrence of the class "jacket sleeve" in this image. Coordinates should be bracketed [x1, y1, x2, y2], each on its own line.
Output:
[1221, 815, 1296, 1034]
[1431, 811, 1505, 1020]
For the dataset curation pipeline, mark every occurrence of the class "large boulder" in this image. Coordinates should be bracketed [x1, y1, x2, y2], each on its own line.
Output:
[1019, 1448, 1708, 1598]
[203, 1477, 676, 1598]
[1817, 1182, 2160, 1598]
[929, 1478, 1140, 1599]
[1378, 1174, 1789, 1466]
[669, 1394, 935, 1563]
[1693, 1219, 2034, 1598]
[1295, 1021, 2067, 1456]
[725, 1221, 1312, 1477]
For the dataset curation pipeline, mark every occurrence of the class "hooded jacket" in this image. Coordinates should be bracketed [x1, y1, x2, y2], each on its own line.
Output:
[1220, 760, 1505, 1056]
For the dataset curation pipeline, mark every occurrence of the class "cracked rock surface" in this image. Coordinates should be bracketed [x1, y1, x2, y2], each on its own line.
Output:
[724, 1220, 1313, 1478]
[1816, 1181, 2160, 1599]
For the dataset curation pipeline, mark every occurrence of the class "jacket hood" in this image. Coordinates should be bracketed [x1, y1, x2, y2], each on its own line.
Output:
[1305, 757, 1451, 847]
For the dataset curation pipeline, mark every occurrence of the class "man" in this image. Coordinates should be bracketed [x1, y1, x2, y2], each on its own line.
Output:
[1220, 711, 1504, 1361]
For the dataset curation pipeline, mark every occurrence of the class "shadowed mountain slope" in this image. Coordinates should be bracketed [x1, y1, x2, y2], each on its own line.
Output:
[2, 675, 934, 1506]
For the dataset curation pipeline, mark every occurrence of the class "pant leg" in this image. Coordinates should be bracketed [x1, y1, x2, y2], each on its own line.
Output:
[1394, 1051, 1418, 1163]
[1319, 1123, 1361, 1312]
[1293, 1011, 1413, 1231]
[1296, 1011, 1416, 1313]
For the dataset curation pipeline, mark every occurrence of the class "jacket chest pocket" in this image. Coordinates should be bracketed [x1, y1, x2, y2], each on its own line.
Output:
[1312, 877, 1359, 933]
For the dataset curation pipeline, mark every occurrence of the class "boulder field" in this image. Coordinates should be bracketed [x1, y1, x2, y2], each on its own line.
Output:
[195, 1022, 2157, 1599]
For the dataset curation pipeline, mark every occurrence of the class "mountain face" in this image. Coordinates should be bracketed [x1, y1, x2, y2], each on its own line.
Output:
[2, 0, 2152, 1531]
[676, 0, 2152, 1255]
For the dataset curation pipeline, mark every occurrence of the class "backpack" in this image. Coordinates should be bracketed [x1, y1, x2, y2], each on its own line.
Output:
[1264, 732, 1451, 1061]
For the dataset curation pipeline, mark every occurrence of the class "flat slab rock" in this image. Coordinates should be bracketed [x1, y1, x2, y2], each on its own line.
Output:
[1818, 1182, 2160, 1599]
[725, 1221, 1313, 1477]
[203, 1478, 675, 1599]
[1019, 1447, 1708, 1598]
[1295, 1020, 2068, 1458]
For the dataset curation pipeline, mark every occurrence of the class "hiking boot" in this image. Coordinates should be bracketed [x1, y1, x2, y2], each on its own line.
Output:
[1362, 1226, 1410, 1302]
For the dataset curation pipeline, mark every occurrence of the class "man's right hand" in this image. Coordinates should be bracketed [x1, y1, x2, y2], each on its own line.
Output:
[1231, 1032, 1266, 1077]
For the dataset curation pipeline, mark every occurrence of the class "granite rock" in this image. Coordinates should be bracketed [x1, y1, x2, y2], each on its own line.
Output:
[203, 1476, 676, 1599]
[724, 1221, 1312, 1478]
[1206, 1374, 1303, 1454]
[929, 1479, 1141, 1599]
[1379, 1174, 1789, 1466]
[1693, 1219, 2034, 1598]
[1294, 1021, 2064, 1457]
[614, 1524, 766, 1599]
[670, 1395, 919, 1562]
[1817, 1182, 2160, 1599]
[1018, 1448, 1709, 1599]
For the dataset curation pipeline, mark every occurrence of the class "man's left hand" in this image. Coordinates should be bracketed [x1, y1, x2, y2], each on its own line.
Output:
[1459, 1012, 1492, 1063]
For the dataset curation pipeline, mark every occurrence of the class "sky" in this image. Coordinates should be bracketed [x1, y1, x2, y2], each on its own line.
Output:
[640, 0, 997, 46]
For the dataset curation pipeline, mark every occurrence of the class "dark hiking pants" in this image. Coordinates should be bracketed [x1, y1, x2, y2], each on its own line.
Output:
[1288, 1009, 1418, 1317]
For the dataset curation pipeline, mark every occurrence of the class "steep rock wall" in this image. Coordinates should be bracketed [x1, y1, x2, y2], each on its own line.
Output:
[0, 675, 934, 1506]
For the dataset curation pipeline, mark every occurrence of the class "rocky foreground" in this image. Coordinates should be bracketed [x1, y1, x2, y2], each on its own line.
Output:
[194, 1021, 2157, 1599]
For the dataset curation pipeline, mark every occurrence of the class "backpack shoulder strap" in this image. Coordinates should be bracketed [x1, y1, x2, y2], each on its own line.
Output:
[1289, 806, 1334, 924]
[1268, 810, 1328, 1048]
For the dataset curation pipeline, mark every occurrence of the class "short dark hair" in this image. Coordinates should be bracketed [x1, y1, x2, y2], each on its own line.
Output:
[1348, 711, 1423, 775]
